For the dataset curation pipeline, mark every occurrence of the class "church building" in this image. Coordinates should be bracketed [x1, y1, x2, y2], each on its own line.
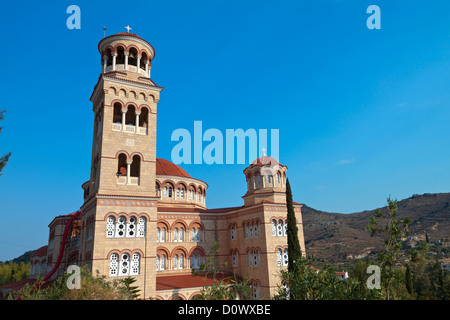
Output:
[3, 30, 306, 300]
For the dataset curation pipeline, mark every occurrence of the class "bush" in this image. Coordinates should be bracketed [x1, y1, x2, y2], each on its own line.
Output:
[10, 266, 137, 300]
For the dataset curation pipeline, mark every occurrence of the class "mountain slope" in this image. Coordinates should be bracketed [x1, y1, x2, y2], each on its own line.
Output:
[301, 193, 450, 262]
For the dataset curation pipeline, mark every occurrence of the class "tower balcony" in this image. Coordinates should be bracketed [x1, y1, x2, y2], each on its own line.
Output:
[104, 63, 150, 77]
[117, 175, 139, 186]
[112, 123, 148, 135]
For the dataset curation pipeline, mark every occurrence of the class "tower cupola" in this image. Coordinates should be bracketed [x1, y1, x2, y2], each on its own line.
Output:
[242, 156, 288, 206]
[98, 28, 155, 78]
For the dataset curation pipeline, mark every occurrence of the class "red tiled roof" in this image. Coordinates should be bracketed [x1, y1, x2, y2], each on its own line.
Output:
[250, 156, 283, 167]
[157, 206, 241, 214]
[156, 158, 191, 178]
[31, 246, 47, 258]
[156, 273, 235, 291]
[99, 32, 155, 54]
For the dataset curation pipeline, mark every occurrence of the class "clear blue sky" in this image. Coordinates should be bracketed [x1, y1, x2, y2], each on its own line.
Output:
[1, 0, 449, 261]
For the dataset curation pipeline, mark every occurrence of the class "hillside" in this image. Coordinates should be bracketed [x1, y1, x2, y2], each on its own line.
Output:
[302, 193, 450, 262]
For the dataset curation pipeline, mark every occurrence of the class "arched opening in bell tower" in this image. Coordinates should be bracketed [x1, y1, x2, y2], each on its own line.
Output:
[116, 46, 125, 65]
[140, 52, 148, 71]
[117, 153, 127, 176]
[139, 106, 149, 128]
[125, 105, 137, 126]
[105, 48, 113, 66]
[113, 102, 123, 124]
[130, 155, 141, 179]
[129, 48, 138, 67]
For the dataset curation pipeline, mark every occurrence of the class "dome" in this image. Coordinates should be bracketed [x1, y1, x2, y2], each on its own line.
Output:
[156, 158, 191, 178]
[250, 156, 283, 167]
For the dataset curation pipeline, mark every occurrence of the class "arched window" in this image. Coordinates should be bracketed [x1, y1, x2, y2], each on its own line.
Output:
[178, 227, 184, 242]
[232, 251, 239, 267]
[160, 254, 166, 270]
[277, 249, 282, 267]
[283, 248, 288, 267]
[179, 254, 184, 269]
[116, 216, 126, 237]
[277, 220, 284, 237]
[155, 184, 161, 197]
[119, 253, 130, 276]
[106, 216, 115, 238]
[252, 281, 260, 300]
[137, 217, 146, 237]
[191, 227, 201, 242]
[253, 249, 258, 267]
[173, 254, 179, 270]
[160, 227, 166, 242]
[109, 253, 119, 276]
[272, 220, 277, 236]
[174, 228, 179, 242]
[230, 225, 237, 240]
[130, 253, 140, 275]
[127, 216, 136, 237]
[284, 219, 288, 236]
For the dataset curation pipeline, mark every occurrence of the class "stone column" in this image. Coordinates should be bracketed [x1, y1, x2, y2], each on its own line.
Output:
[135, 111, 141, 128]
[124, 52, 129, 70]
[126, 160, 132, 185]
[137, 55, 141, 72]
[112, 52, 117, 71]
[121, 107, 127, 130]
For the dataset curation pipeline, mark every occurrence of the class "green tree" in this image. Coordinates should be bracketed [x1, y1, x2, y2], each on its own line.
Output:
[0, 261, 30, 286]
[285, 178, 302, 272]
[0, 110, 11, 176]
[122, 277, 141, 299]
[195, 242, 253, 300]
[274, 256, 379, 300]
[367, 196, 411, 300]
[405, 263, 413, 295]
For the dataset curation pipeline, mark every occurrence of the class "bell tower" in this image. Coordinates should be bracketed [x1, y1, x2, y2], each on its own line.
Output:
[80, 29, 163, 299]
